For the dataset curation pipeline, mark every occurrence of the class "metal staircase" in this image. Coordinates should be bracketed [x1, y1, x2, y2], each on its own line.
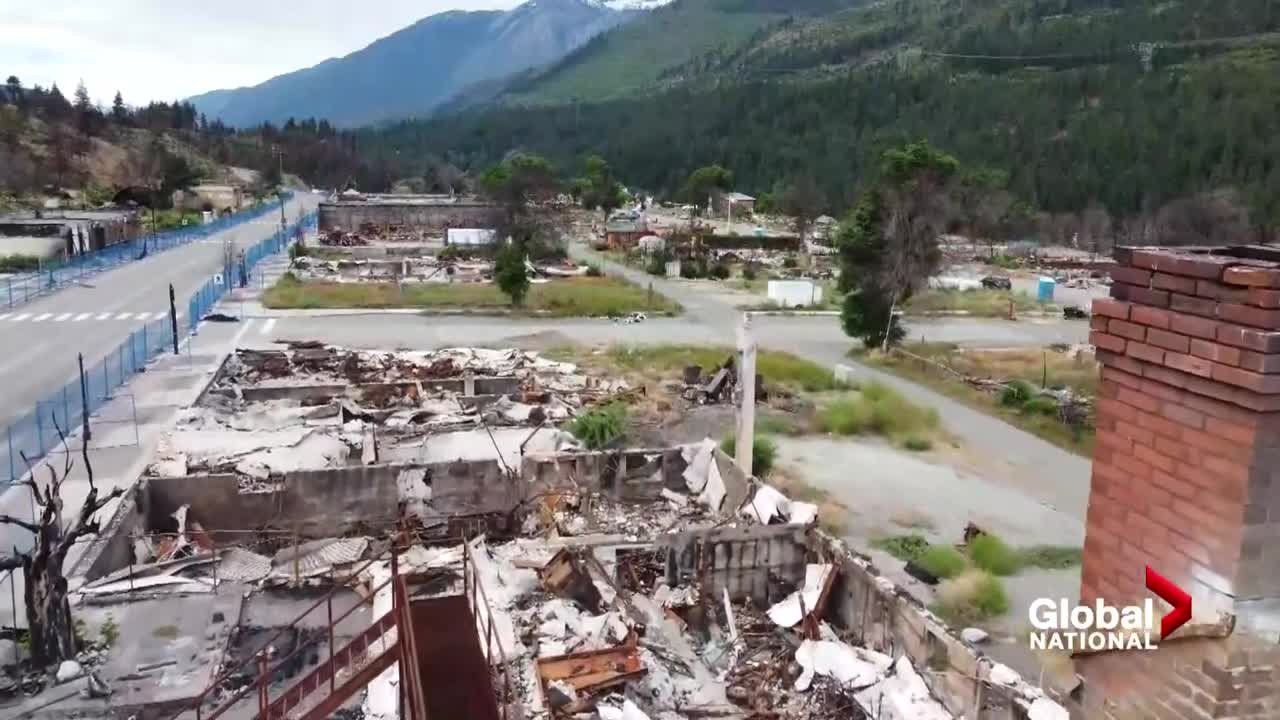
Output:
[183, 549, 428, 720]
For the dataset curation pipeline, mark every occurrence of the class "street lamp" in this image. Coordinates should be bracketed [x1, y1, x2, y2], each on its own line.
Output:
[272, 145, 287, 231]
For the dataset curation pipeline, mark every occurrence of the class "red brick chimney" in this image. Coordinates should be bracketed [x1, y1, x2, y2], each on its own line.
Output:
[1076, 246, 1280, 718]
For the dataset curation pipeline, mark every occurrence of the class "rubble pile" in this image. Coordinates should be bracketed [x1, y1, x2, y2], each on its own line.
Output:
[290, 255, 492, 284]
[148, 346, 629, 478]
[319, 229, 371, 246]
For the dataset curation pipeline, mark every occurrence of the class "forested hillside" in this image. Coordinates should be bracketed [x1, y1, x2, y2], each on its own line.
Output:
[0, 76, 381, 209]
[365, 0, 1280, 240]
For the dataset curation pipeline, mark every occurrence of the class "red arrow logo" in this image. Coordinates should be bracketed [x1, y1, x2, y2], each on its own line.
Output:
[1146, 565, 1192, 639]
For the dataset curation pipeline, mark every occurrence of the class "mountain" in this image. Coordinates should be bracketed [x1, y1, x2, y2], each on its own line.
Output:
[188, 0, 661, 129]
[364, 0, 1280, 236]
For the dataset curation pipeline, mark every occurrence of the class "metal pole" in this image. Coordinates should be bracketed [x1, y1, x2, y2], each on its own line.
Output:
[170, 284, 179, 354]
[327, 594, 335, 694]
[78, 353, 90, 443]
[258, 652, 269, 718]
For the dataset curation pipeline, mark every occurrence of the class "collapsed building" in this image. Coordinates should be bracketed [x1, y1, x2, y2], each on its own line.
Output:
[0, 344, 1069, 720]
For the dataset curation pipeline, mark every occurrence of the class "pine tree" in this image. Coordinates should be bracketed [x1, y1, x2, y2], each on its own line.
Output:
[111, 91, 128, 123]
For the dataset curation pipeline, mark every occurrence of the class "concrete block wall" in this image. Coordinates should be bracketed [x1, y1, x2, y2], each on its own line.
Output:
[1079, 246, 1280, 719]
[661, 525, 809, 605]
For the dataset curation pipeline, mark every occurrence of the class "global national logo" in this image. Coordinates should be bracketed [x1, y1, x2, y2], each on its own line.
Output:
[1027, 566, 1192, 652]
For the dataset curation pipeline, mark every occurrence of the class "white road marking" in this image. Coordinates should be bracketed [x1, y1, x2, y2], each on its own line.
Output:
[11, 313, 30, 322]
[259, 318, 277, 336]
[33, 313, 52, 322]
[115, 312, 133, 320]
[53, 313, 72, 321]
[231, 319, 256, 346]
[96, 312, 111, 320]
[73, 312, 91, 321]
[0, 313, 8, 321]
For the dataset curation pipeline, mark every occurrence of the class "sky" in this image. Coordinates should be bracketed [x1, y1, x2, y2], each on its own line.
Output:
[1, 1, 520, 106]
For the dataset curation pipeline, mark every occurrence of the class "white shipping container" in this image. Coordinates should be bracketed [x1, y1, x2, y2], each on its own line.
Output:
[767, 280, 824, 308]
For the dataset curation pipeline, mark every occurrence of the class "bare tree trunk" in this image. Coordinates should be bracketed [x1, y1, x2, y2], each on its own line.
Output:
[1, 414, 123, 667]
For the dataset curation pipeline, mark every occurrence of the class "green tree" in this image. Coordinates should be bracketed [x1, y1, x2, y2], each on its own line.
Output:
[481, 152, 563, 255]
[777, 175, 826, 242]
[111, 91, 128, 124]
[680, 164, 733, 216]
[838, 141, 959, 348]
[4, 76, 21, 106]
[578, 155, 624, 219]
[494, 244, 531, 306]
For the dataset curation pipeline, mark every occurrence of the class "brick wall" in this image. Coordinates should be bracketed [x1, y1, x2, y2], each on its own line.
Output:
[1077, 246, 1280, 719]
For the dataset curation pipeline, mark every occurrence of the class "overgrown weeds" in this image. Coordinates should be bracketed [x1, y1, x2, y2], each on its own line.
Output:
[720, 433, 778, 477]
[817, 381, 941, 448]
[569, 404, 626, 449]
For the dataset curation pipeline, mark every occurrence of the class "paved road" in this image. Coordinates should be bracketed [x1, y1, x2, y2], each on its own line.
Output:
[0, 194, 320, 432]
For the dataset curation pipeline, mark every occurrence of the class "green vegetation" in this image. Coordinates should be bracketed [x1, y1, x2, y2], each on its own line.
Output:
[505, 3, 783, 103]
[569, 404, 626, 450]
[720, 433, 778, 477]
[872, 534, 930, 563]
[901, 434, 933, 452]
[905, 289, 1045, 317]
[1018, 545, 1084, 571]
[0, 254, 41, 273]
[99, 615, 119, 647]
[863, 343, 1097, 456]
[604, 345, 843, 393]
[968, 533, 1022, 577]
[916, 545, 968, 581]
[494, 245, 531, 306]
[935, 570, 1010, 624]
[262, 275, 681, 317]
[817, 381, 942, 448]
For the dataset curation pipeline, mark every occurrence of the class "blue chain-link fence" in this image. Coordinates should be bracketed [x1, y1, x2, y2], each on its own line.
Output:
[2, 208, 318, 485]
[2, 192, 294, 310]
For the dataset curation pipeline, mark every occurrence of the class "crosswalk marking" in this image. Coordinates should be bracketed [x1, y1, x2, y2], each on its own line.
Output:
[116, 312, 132, 320]
[259, 318, 277, 336]
[73, 312, 91, 321]
[33, 313, 52, 322]
[96, 312, 111, 320]
[11, 313, 30, 322]
[53, 313, 72, 322]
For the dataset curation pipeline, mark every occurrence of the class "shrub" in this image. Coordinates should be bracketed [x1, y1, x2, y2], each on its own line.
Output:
[902, 434, 933, 451]
[680, 262, 701, 279]
[720, 433, 778, 477]
[969, 533, 1021, 576]
[999, 380, 1035, 407]
[569, 404, 626, 449]
[646, 254, 667, 276]
[916, 545, 967, 580]
[873, 534, 930, 562]
[1022, 396, 1060, 417]
[100, 615, 120, 647]
[495, 245, 531, 306]
[817, 382, 939, 440]
[0, 254, 41, 273]
[935, 570, 1010, 623]
[783, 256, 799, 269]
[709, 262, 731, 280]
[742, 265, 758, 281]
[288, 243, 309, 260]
[585, 263, 604, 277]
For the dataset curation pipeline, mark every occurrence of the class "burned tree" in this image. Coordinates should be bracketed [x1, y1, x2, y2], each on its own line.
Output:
[0, 414, 123, 666]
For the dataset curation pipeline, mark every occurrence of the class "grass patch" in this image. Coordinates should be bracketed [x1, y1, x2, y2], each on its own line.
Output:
[263, 274, 682, 317]
[968, 533, 1022, 576]
[905, 288, 1049, 316]
[720, 433, 778, 477]
[916, 545, 967, 580]
[935, 570, 1010, 623]
[873, 534, 930, 562]
[1017, 545, 1084, 570]
[0, 254, 42, 273]
[817, 381, 942, 447]
[605, 344, 843, 392]
[861, 343, 1096, 457]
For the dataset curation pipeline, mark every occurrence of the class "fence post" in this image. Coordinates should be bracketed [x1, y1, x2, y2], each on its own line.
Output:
[6, 426, 13, 485]
[62, 385, 70, 434]
[130, 330, 138, 372]
[142, 324, 148, 358]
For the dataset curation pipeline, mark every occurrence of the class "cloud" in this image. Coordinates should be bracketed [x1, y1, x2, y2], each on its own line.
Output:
[0, 0, 519, 105]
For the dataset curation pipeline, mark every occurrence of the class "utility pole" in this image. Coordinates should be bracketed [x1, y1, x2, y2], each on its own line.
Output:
[735, 313, 757, 477]
[272, 145, 287, 232]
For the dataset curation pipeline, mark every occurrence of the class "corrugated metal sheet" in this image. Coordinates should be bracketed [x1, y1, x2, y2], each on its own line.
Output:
[218, 547, 272, 583]
[271, 537, 370, 578]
